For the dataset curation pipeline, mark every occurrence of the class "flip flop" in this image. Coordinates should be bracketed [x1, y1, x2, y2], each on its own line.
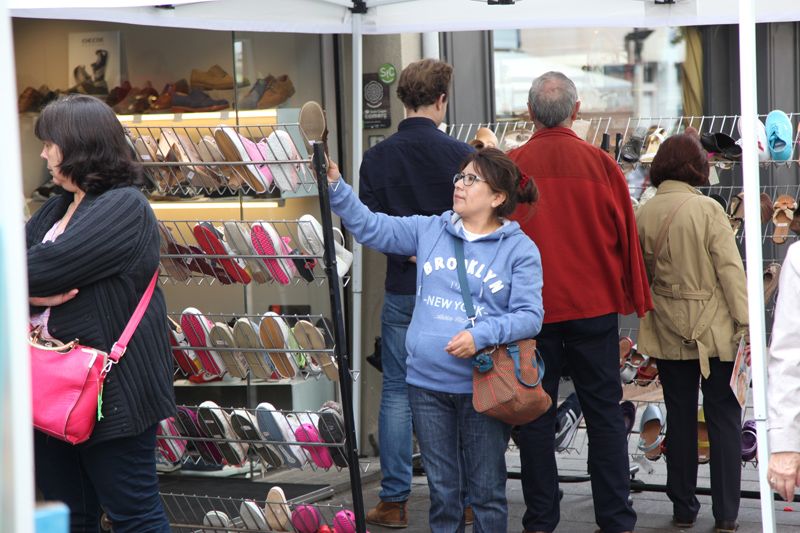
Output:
[763, 263, 781, 303]
[255, 402, 305, 468]
[294, 319, 338, 381]
[318, 402, 348, 468]
[208, 321, 249, 379]
[203, 510, 232, 533]
[291, 504, 322, 533]
[213, 126, 268, 193]
[239, 500, 268, 531]
[197, 400, 249, 466]
[168, 316, 203, 377]
[222, 221, 271, 284]
[638, 404, 665, 460]
[230, 408, 283, 468]
[181, 307, 226, 376]
[156, 417, 187, 464]
[233, 317, 276, 380]
[250, 222, 295, 285]
[295, 422, 334, 469]
[193, 223, 252, 284]
[297, 214, 353, 278]
[772, 195, 798, 244]
[698, 407, 710, 464]
[264, 486, 292, 532]
[259, 312, 298, 379]
[175, 405, 224, 465]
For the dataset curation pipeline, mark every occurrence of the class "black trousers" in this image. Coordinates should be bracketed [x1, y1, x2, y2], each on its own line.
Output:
[658, 357, 742, 523]
[35, 424, 170, 533]
[518, 313, 636, 533]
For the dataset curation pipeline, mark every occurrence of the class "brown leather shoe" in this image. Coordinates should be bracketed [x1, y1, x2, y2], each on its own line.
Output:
[257, 74, 295, 109]
[464, 504, 474, 525]
[191, 64, 235, 90]
[366, 500, 408, 528]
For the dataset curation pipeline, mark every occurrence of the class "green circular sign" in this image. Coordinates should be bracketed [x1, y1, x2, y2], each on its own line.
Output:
[378, 63, 397, 85]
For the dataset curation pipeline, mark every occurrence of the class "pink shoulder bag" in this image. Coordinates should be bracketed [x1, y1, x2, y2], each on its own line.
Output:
[30, 272, 159, 444]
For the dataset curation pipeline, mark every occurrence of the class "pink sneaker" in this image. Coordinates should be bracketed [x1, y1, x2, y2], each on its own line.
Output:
[333, 509, 357, 533]
[250, 222, 295, 285]
[294, 423, 333, 469]
[291, 504, 321, 533]
[238, 133, 275, 189]
[180, 307, 226, 376]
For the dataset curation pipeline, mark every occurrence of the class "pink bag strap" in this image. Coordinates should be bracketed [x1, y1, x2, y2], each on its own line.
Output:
[108, 271, 159, 363]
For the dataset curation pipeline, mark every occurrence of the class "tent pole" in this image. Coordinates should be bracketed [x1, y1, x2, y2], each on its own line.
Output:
[350, 5, 363, 453]
[738, 1, 776, 530]
[0, 1, 36, 531]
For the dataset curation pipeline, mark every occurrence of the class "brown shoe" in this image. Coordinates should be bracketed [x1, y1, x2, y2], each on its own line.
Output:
[257, 74, 295, 109]
[191, 64, 235, 90]
[366, 500, 408, 528]
[18, 86, 43, 113]
[464, 505, 474, 525]
[714, 520, 738, 533]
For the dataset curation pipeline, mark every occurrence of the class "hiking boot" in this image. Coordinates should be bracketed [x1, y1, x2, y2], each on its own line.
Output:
[257, 74, 295, 109]
[366, 500, 408, 528]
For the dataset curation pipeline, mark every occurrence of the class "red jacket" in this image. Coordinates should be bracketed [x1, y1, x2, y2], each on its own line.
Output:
[509, 127, 652, 323]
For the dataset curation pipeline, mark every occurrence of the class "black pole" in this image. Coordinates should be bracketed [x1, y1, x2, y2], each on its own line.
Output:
[311, 141, 366, 533]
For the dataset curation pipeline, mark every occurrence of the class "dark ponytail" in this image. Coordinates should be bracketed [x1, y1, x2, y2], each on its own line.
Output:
[459, 147, 538, 218]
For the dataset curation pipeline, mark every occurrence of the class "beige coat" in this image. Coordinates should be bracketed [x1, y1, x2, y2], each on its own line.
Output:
[635, 180, 748, 378]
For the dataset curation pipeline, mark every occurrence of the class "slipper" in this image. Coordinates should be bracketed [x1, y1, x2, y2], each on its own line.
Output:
[197, 400, 249, 466]
[230, 408, 283, 468]
[213, 126, 268, 193]
[193, 223, 252, 284]
[259, 312, 298, 379]
[297, 214, 353, 278]
[196, 135, 244, 190]
[727, 192, 745, 236]
[299, 100, 328, 154]
[168, 316, 203, 377]
[318, 402, 348, 468]
[698, 407, 710, 464]
[620, 400, 636, 436]
[175, 405, 224, 465]
[203, 510, 232, 533]
[701, 132, 742, 161]
[208, 321, 249, 379]
[736, 116, 770, 162]
[264, 486, 292, 532]
[250, 222, 296, 285]
[772, 195, 798, 244]
[638, 404, 665, 460]
[262, 130, 301, 193]
[765, 109, 795, 161]
[233, 317, 276, 380]
[294, 422, 334, 469]
[635, 358, 659, 385]
[763, 262, 781, 303]
[741, 419, 757, 461]
[181, 307, 226, 376]
[334, 509, 357, 533]
[621, 126, 647, 163]
[222, 221, 270, 284]
[291, 504, 322, 533]
[639, 128, 667, 163]
[294, 319, 339, 381]
[160, 128, 221, 189]
[291, 325, 322, 376]
[239, 500, 268, 531]
[619, 336, 633, 369]
[255, 402, 305, 468]
[156, 417, 187, 464]
[760, 192, 774, 225]
[157, 221, 192, 281]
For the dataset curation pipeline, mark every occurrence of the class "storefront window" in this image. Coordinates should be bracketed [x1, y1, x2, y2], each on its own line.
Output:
[493, 27, 686, 122]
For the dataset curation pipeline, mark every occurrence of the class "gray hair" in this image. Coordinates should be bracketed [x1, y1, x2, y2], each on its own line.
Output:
[527, 72, 578, 128]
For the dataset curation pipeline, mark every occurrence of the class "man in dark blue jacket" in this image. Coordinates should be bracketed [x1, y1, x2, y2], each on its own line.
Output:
[360, 58, 474, 528]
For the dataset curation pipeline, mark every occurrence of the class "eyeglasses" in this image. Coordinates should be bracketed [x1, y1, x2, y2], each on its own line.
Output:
[453, 172, 487, 187]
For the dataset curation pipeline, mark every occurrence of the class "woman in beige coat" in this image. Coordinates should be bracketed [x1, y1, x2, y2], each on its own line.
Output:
[635, 133, 748, 533]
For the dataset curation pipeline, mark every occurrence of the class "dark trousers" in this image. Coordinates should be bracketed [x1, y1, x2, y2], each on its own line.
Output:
[658, 357, 742, 523]
[35, 424, 170, 533]
[518, 313, 636, 533]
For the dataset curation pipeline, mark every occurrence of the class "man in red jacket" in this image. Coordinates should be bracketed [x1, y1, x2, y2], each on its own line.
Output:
[509, 71, 652, 533]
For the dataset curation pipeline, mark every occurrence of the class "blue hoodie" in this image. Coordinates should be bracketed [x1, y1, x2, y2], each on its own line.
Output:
[329, 180, 544, 394]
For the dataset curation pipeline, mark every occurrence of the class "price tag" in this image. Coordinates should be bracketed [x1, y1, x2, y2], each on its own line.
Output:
[708, 165, 719, 185]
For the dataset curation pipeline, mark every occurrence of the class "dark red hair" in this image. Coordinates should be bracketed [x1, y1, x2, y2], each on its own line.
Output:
[649, 133, 709, 187]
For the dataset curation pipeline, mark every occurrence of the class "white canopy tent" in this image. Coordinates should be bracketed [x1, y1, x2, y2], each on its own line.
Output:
[2, 1, 791, 531]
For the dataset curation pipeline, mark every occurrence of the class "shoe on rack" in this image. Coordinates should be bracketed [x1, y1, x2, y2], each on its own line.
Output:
[105, 81, 132, 108]
[259, 312, 298, 379]
[264, 486, 292, 532]
[255, 402, 305, 468]
[197, 400, 249, 466]
[554, 392, 583, 452]
[294, 319, 338, 382]
[203, 510, 232, 533]
[223, 222, 271, 283]
[317, 401, 347, 468]
[175, 406, 225, 465]
[765, 109, 794, 161]
[772, 195, 798, 244]
[741, 419, 757, 461]
[191, 64, 236, 90]
[240, 75, 275, 110]
[637, 404, 665, 460]
[257, 74, 295, 108]
[161, 128, 222, 189]
[299, 100, 328, 152]
[250, 222, 297, 285]
[639, 127, 667, 163]
[366, 500, 408, 528]
[156, 417, 187, 464]
[172, 87, 229, 113]
[209, 321, 249, 378]
[701, 132, 742, 161]
[294, 422, 334, 469]
[261, 130, 302, 193]
[181, 307, 227, 376]
[297, 214, 353, 278]
[234, 317, 276, 380]
[193, 222, 252, 284]
[239, 500, 268, 530]
[230, 408, 283, 468]
[620, 400, 636, 437]
[736, 116, 770, 163]
[18, 86, 43, 113]
[620, 126, 647, 163]
[763, 263, 781, 303]
[334, 509, 357, 533]
[213, 126, 269, 193]
[291, 504, 322, 533]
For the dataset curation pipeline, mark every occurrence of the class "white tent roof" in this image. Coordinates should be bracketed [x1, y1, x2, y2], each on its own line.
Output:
[9, 0, 800, 34]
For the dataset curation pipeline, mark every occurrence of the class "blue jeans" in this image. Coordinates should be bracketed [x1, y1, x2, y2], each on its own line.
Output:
[378, 292, 416, 502]
[35, 424, 170, 533]
[409, 385, 510, 533]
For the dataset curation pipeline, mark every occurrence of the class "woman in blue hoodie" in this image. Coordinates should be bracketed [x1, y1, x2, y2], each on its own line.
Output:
[326, 148, 543, 532]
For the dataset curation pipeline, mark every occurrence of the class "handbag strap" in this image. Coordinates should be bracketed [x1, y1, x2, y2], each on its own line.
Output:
[507, 344, 545, 388]
[649, 195, 695, 283]
[108, 271, 159, 363]
[453, 237, 476, 328]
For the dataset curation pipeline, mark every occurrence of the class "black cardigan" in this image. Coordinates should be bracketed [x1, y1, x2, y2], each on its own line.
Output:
[27, 186, 175, 444]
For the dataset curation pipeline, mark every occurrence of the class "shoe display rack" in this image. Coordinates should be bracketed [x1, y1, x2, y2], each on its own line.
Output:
[447, 114, 800, 500]
[127, 118, 367, 532]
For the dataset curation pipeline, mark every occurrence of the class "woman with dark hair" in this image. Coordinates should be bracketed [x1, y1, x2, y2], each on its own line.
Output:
[27, 94, 174, 532]
[325, 147, 543, 532]
[635, 132, 748, 533]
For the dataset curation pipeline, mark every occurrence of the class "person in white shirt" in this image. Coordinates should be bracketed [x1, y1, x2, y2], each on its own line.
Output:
[767, 241, 800, 502]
